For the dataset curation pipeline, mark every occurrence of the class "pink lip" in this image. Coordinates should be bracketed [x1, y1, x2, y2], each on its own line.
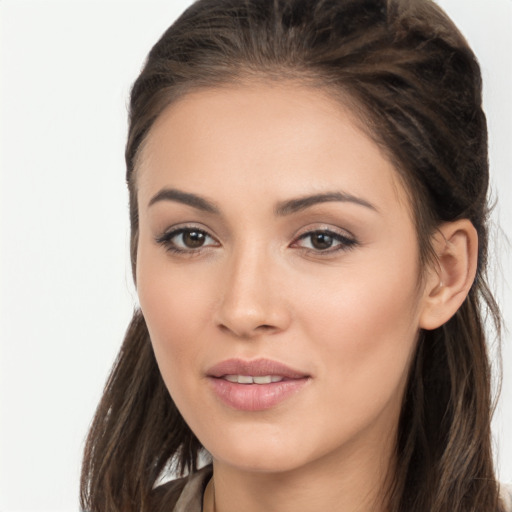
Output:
[207, 358, 308, 379]
[206, 358, 310, 411]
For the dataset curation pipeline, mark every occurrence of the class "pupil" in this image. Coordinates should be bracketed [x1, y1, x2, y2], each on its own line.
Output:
[183, 231, 205, 248]
[312, 233, 333, 250]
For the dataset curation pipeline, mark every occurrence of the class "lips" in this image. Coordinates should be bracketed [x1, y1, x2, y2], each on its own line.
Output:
[208, 358, 308, 379]
[206, 358, 310, 411]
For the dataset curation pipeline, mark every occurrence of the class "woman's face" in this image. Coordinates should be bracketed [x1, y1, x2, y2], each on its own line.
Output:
[136, 83, 430, 474]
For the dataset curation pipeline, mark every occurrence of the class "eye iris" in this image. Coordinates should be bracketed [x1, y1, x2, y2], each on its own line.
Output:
[311, 232, 333, 250]
[183, 230, 205, 248]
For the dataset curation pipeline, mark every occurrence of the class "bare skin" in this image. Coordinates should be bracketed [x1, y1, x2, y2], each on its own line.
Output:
[135, 82, 477, 512]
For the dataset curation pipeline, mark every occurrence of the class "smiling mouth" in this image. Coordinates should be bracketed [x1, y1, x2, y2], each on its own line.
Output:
[206, 358, 310, 411]
[222, 374, 286, 384]
[207, 357, 308, 379]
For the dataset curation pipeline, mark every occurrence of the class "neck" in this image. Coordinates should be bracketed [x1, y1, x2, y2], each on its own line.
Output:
[207, 434, 395, 512]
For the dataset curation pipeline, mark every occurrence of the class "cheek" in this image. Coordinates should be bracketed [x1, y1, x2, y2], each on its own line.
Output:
[299, 249, 421, 402]
[136, 248, 214, 380]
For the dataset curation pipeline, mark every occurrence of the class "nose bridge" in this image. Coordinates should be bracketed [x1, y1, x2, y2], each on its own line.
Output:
[215, 239, 288, 337]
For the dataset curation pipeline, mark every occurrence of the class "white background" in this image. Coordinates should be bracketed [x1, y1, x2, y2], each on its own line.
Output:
[0, 1, 511, 510]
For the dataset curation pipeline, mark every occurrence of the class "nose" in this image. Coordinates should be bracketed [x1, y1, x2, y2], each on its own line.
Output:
[214, 245, 291, 339]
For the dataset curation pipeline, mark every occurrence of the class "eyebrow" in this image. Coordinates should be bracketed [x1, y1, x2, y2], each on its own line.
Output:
[148, 188, 220, 214]
[148, 188, 377, 215]
[274, 191, 378, 216]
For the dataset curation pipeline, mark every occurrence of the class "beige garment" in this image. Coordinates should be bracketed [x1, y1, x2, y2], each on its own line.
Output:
[161, 466, 512, 512]
[172, 465, 212, 512]
[501, 483, 512, 512]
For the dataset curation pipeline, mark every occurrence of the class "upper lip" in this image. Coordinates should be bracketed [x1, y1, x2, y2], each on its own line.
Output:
[207, 358, 308, 379]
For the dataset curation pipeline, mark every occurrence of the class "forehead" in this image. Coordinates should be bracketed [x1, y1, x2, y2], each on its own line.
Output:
[135, 82, 409, 217]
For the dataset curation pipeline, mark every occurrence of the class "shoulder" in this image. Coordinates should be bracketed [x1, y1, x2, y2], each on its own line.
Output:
[150, 465, 213, 512]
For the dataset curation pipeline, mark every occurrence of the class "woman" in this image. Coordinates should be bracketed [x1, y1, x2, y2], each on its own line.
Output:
[80, 0, 510, 511]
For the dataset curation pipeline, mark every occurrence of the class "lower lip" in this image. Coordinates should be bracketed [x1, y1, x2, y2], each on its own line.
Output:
[207, 377, 309, 411]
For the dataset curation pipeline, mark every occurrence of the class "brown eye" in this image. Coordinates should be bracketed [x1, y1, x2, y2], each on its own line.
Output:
[310, 232, 334, 250]
[293, 229, 358, 253]
[182, 230, 206, 248]
[155, 227, 219, 253]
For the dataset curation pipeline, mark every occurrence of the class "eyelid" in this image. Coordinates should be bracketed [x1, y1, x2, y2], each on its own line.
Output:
[154, 223, 358, 256]
[290, 225, 358, 253]
[155, 224, 220, 254]
[291, 223, 356, 242]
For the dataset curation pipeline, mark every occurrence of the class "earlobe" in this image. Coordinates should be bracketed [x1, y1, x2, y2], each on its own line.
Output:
[419, 219, 478, 330]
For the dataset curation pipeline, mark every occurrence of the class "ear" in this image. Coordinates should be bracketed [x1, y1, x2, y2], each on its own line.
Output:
[419, 219, 478, 330]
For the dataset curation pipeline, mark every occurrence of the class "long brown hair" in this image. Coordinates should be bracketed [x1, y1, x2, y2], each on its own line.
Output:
[81, 1, 503, 510]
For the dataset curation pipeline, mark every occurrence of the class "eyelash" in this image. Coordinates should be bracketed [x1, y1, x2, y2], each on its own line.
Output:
[155, 226, 219, 255]
[155, 226, 358, 256]
[292, 230, 358, 254]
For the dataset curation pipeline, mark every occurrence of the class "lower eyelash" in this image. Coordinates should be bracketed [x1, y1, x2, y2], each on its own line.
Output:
[155, 228, 357, 256]
[155, 228, 213, 254]
[296, 231, 358, 253]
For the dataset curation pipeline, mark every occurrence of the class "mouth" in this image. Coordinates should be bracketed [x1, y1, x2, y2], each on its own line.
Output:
[206, 358, 310, 411]
[222, 374, 287, 384]
[207, 358, 308, 379]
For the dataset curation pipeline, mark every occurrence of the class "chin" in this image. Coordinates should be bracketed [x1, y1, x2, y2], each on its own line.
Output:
[214, 451, 304, 474]
[203, 429, 319, 474]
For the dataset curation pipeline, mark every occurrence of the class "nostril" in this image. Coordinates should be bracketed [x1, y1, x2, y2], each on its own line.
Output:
[217, 322, 279, 338]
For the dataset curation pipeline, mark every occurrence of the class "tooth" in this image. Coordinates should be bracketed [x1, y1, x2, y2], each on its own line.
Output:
[223, 374, 285, 384]
[253, 375, 272, 384]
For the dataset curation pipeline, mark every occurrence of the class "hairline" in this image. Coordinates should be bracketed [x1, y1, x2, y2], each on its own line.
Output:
[130, 73, 438, 289]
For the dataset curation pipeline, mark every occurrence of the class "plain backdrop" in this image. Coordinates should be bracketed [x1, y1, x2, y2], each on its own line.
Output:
[0, 1, 511, 510]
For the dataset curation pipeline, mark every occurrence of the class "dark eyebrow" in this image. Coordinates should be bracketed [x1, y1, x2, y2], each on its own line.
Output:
[148, 188, 220, 214]
[275, 192, 378, 216]
[148, 188, 376, 216]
